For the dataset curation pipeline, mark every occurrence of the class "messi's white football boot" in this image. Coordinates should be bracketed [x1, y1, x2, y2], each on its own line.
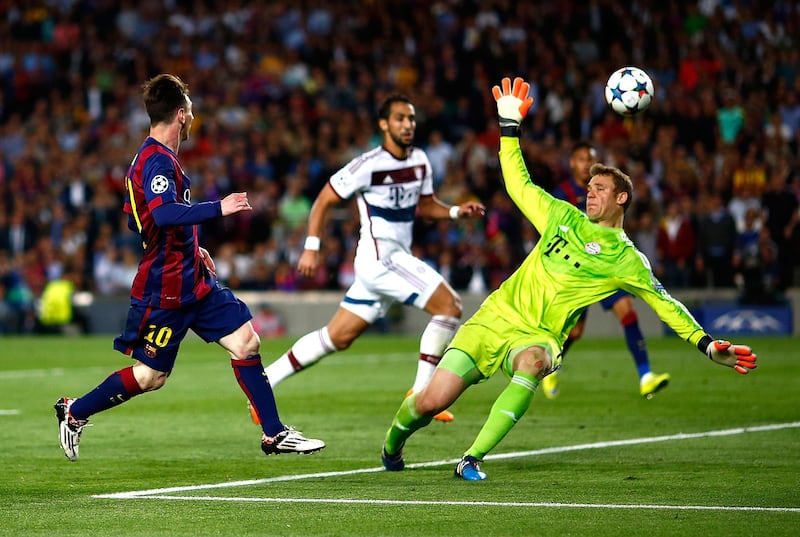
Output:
[261, 427, 325, 455]
[54, 397, 90, 462]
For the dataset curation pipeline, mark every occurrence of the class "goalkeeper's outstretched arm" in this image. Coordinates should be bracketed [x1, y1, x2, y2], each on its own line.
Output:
[492, 77, 557, 232]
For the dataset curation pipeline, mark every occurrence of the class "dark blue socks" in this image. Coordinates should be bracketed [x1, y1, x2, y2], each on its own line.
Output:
[69, 366, 144, 420]
[232, 354, 284, 436]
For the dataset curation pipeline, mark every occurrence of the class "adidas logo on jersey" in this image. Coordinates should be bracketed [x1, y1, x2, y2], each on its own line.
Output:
[382, 175, 394, 184]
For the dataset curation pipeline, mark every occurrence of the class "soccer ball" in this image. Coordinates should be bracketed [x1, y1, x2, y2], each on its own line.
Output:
[605, 66, 654, 116]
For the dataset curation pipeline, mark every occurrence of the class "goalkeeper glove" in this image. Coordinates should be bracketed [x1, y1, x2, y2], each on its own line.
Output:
[705, 340, 757, 375]
[491, 77, 534, 136]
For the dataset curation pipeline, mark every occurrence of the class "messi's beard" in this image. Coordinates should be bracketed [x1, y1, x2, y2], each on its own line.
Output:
[180, 121, 190, 142]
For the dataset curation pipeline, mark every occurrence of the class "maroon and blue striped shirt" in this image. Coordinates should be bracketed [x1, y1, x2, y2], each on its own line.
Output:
[123, 137, 221, 309]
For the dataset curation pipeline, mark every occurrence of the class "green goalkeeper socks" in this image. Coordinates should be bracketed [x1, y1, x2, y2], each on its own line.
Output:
[384, 393, 434, 455]
[385, 371, 539, 460]
[465, 371, 538, 460]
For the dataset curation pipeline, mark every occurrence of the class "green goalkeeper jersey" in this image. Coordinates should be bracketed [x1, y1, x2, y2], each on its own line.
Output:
[483, 137, 706, 350]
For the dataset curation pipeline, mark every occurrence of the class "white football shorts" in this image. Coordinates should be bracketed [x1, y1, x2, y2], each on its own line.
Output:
[341, 246, 445, 324]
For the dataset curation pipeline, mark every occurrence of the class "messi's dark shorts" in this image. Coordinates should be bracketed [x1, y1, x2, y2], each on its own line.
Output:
[113, 284, 253, 372]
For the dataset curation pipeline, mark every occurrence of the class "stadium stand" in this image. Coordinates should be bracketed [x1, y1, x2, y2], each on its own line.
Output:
[0, 1, 798, 334]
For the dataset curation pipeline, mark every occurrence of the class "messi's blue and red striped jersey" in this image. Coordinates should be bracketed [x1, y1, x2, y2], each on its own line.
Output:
[123, 137, 221, 309]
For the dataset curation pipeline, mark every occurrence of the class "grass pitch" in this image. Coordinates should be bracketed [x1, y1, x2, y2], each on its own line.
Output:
[1, 334, 798, 536]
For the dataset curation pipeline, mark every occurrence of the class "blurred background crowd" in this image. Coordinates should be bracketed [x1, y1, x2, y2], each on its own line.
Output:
[1, 0, 799, 333]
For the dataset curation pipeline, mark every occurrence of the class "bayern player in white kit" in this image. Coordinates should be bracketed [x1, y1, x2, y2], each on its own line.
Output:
[259, 94, 485, 423]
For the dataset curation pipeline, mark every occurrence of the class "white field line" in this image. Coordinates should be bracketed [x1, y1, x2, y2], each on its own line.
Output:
[93, 421, 800, 513]
[0, 409, 21, 415]
[100, 495, 800, 513]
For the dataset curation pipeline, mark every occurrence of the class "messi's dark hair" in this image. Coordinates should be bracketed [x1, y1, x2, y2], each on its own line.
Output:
[142, 74, 189, 126]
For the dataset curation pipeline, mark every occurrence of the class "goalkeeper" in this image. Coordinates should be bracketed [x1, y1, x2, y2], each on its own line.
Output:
[381, 77, 758, 481]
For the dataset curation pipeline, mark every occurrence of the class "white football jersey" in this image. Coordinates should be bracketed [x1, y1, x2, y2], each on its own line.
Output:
[329, 145, 434, 257]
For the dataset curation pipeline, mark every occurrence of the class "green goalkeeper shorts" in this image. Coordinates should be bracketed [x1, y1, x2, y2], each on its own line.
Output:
[441, 308, 561, 382]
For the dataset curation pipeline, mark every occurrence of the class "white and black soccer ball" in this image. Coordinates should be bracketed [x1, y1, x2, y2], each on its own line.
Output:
[604, 66, 654, 116]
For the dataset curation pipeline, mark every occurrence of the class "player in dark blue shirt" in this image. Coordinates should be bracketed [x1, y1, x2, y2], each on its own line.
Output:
[55, 74, 324, 461]
[121, 135, 220, 309]
[544, 140, 670, 400]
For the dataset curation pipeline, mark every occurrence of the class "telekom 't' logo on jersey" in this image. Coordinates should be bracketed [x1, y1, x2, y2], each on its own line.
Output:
[543, 235, 581, 269]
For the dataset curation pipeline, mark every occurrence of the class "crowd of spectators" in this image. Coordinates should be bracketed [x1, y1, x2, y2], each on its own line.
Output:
[1, 0, 799, 334]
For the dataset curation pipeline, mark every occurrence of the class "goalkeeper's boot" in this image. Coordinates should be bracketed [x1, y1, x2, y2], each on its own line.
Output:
[454, 455, 487, 481]
[261, 427, 325, 455]
[381, 445, 405, 471]
[541, 371, 560, 399]
[640, 371, 670, 400]
[406, 389, 453, 422]
[54, 397, 90, 462]
[247, 401, 261, 425]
